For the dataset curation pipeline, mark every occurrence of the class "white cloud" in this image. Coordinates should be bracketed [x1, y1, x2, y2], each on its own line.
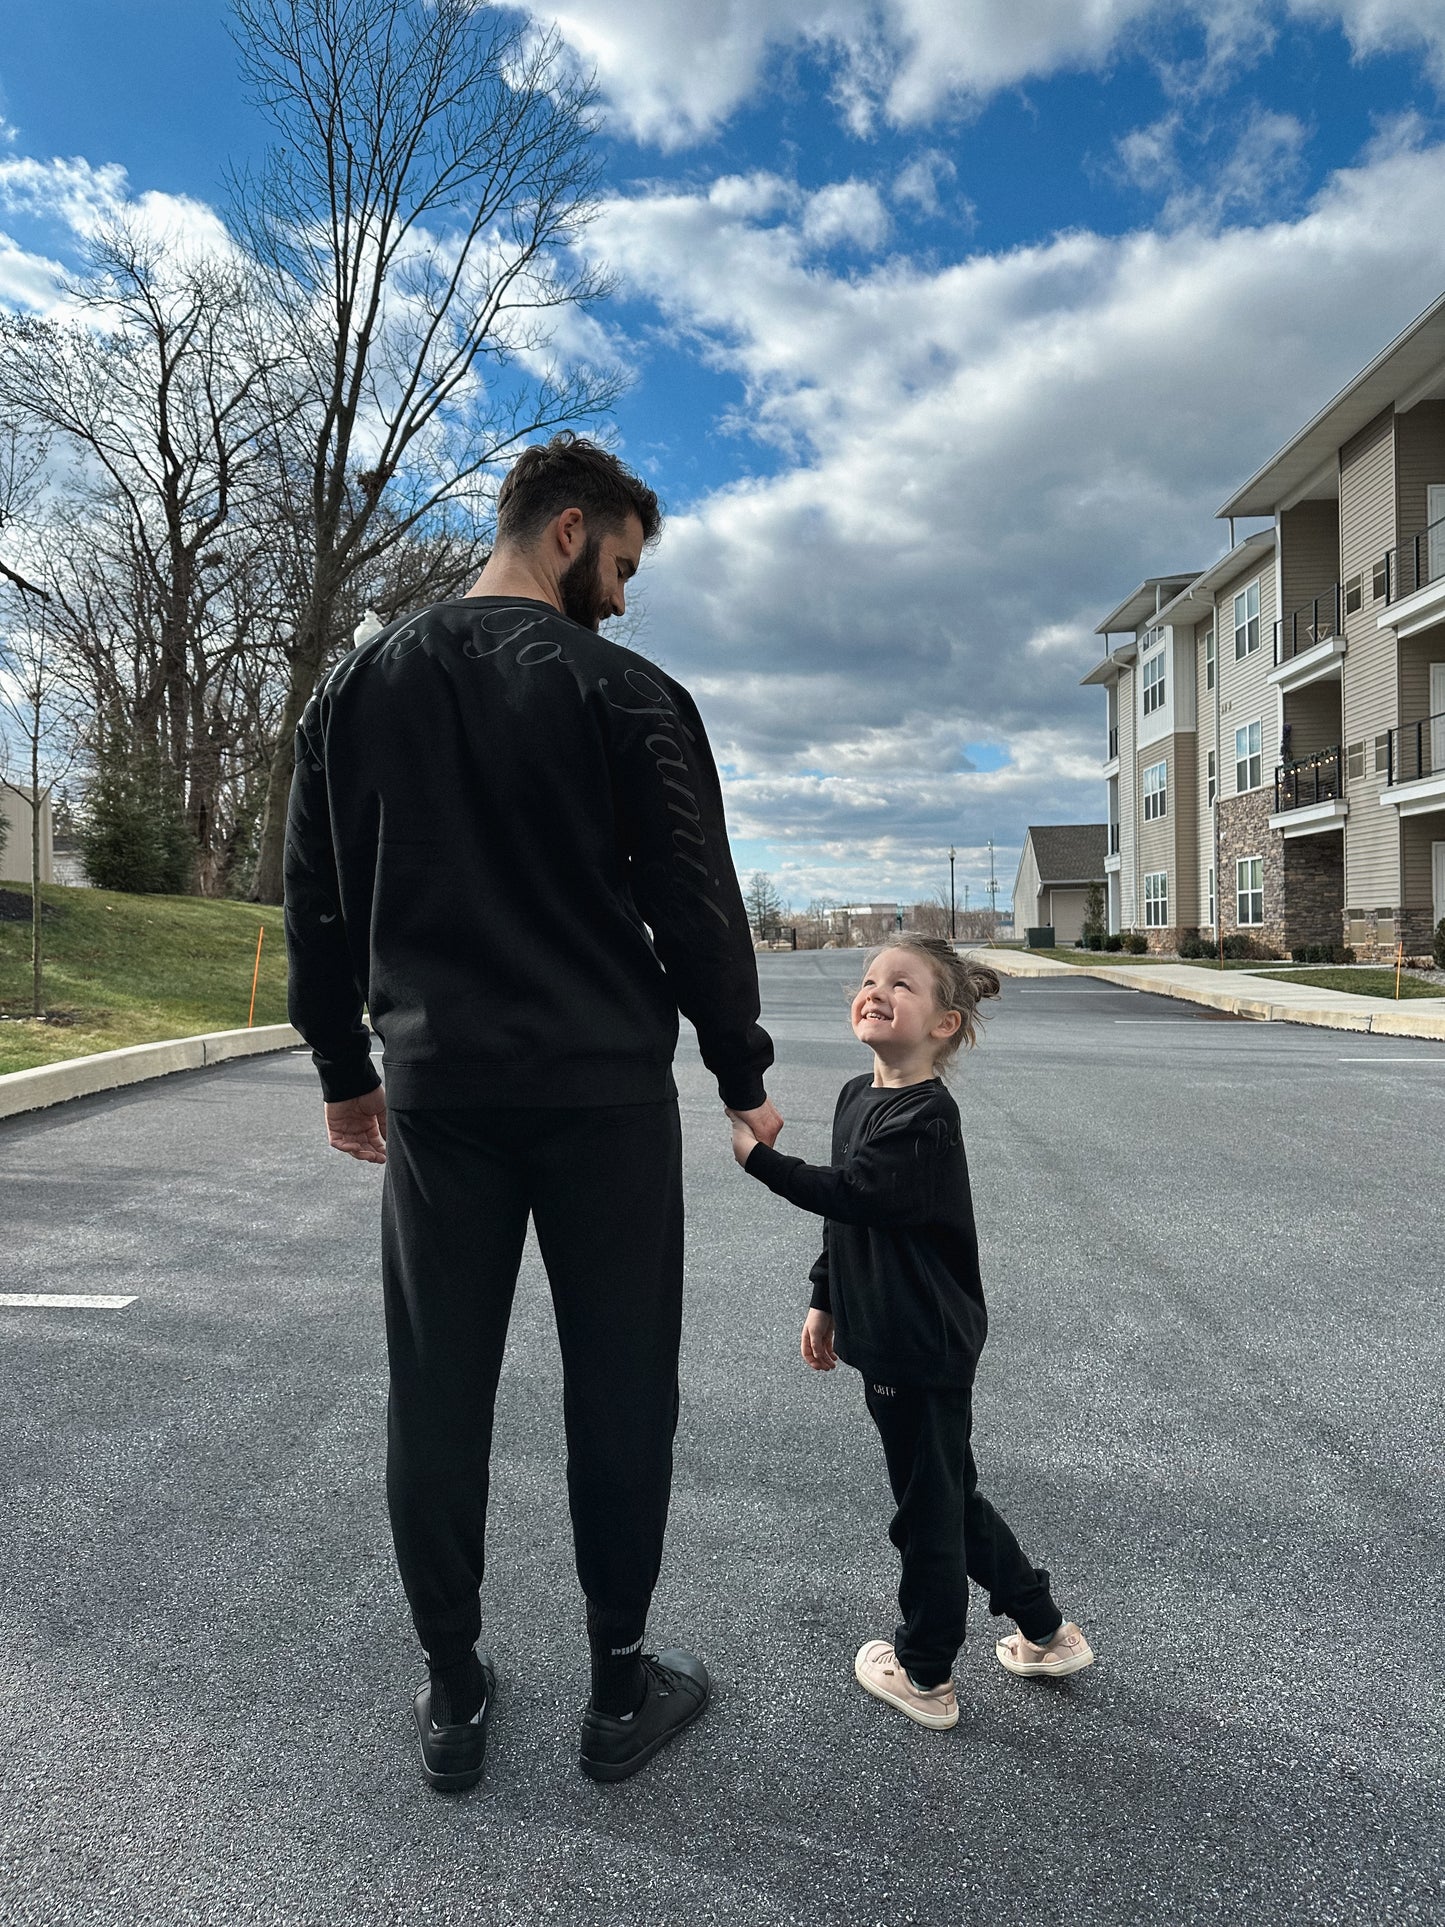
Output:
[533, 2, 1445, 150]
[602, 139, 1445, 899]
[801, 179, 890, 253]
[892, 150, 961, 222]
[1116, 103, 1311, 226]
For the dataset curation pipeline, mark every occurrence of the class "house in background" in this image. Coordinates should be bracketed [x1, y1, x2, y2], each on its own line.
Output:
[0, 782, 53, 886]
[1012, 824, 1107, 942]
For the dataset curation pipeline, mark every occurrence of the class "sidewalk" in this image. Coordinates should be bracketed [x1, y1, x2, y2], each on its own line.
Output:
[970, 948, 1445, 1039]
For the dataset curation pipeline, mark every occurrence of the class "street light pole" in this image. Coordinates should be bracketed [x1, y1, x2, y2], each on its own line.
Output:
[948, 846, 956, 939]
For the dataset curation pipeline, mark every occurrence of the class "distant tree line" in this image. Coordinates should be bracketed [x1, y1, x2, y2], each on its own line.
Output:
[744, 874, 1003, 949]
[0, 0, 618, 903]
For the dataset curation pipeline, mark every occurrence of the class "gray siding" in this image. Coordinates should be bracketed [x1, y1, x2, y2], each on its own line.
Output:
[1285, 678, 1343, 762]
[1118, 662, 1137, 925]
[1012, 837, 1042, 932]
[1214, 554, 1278, 799]
[1278, 498, 1340, 643]
[1395, 400, 1445, 552]
[1339, 407, 1399, 906]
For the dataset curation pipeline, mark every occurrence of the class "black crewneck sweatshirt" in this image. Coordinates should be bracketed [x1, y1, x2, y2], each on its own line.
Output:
[745, 1074, 987, 1390]
[284, 598, 773, 1112]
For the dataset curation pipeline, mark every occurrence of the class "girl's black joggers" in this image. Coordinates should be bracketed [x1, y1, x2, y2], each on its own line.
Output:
[380, 1099, 684, 1669]
[863, 1379, 1063, 1690]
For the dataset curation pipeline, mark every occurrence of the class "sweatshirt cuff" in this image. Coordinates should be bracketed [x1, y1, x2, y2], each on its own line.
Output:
[314, 1048, 382, 1104]
[744, 1141, 799, 1191]
[720, 1072, 768, 1113]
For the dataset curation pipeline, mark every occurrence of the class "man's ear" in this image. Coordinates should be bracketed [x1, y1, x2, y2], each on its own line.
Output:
[554, 507, 585, 556]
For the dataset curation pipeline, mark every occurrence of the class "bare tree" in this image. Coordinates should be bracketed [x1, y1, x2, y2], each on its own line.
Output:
[0, 408, 50, 602]
[0, 226, 295, 888]
[0, 594, 80, 1015]
[231, 0, 623, 901]
[744, 871, 785, 941]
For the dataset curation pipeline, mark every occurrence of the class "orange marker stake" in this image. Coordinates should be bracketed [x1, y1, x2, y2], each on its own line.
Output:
[1396, 937, 1404, 1001]
[248, 926, 265, 1028]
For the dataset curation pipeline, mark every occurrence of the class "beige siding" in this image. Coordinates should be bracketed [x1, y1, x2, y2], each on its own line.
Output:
[1118, 662, 1138, 925]
[1278, 498, 1340, 649]
[1401, 811, 1445, 914]
[1135, 733, 1196, 926]
[1012, 836, 1041, 932]
[1340, 407, 1399, 907]
[0, 783, 54, 885]
[1195, 617, 1217, 923]
[1214, 553, 1278, 799]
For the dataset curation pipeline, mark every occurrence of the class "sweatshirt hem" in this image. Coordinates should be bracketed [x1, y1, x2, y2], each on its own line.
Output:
[382, 1056, 679, 1110]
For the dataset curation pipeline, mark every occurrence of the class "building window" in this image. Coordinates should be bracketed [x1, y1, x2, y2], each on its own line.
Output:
[1143, 652, 1166, 715]
[1236, 856, 1263, 926]
[1204, 629, 1215, 691]
[1372, 558, 1389, 601]
[1142, 625, 1165, 653]
[1347, 740, 1365, 780]
[1235, 720, 1262, 792]
[1207, 749, 1216, 808]
[1374, 733, 1391, 775]
[1344, 572, 1363, 616]
[1144, 871, 1169, 927]
[1143, 760, 1168, 820]
[1207, 866, 1215, 927]
[1233, 580, 1261, 659]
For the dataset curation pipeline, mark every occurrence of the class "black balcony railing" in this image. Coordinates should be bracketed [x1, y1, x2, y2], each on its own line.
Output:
[1107, 726, 1119, 759]
[1380, 513, 1445, 604]
[1273, 584, 1342, 664]
[1386, 710, 1445, 786]
[1108, 822, 1120, 854]
[1274, 745, 1344, 812]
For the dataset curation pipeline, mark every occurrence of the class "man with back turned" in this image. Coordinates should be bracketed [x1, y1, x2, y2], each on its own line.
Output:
[284, 433, 780, 1790]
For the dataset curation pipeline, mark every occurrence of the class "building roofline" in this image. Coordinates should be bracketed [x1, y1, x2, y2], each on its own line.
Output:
[1155, 529, 1277, 625]
[1216, 289, 1445, 519]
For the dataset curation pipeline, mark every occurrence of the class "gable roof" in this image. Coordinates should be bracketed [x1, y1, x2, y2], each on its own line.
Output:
[1025, 823, 1107, 883]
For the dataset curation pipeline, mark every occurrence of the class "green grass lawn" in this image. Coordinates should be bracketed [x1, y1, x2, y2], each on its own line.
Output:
[1253, 967, 1445, 999]
[1025, 947, 1269, 970]
[0, 884, 289, 1076]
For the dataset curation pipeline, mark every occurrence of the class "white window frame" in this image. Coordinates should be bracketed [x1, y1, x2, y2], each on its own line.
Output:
[1204, 628, 1215, 691]
[1236, 856, 1263, 927]
[1235, 719, 1262, 793]
[1234, 579, 1261, 659]
[1143, 652, 1166, 715]
[1143, 759, 1168, 821]
[1207, 749, 1216, 808]
[1207, 865, 1215, 927]
[1144, 871, 1169, 928]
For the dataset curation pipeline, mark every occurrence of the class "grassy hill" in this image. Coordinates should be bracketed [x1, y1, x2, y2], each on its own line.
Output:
[0, 884, 290, 1077]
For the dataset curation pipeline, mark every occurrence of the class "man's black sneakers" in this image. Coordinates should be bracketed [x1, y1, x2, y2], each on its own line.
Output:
[412, 1654, 496, 1792]
[579, 1649, 710, 1783]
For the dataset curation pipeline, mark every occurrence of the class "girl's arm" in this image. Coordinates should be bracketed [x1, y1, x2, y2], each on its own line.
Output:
[743, 1111, 953, 1227]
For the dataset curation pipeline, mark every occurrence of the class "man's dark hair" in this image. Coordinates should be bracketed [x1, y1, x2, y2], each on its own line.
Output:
[495, 431, 662, 551]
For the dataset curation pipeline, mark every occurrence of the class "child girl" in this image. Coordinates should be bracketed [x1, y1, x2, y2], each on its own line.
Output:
[729, 936, 1093, 1729]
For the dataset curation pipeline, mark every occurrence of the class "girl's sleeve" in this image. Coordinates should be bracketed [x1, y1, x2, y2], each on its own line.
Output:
[744, 1108, 952, 1227]
[807, 1224, 831, 1313]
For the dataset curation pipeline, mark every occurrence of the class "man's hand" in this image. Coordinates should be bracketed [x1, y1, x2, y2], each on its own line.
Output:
[324, 1086, 388, 1164]
[731, 1097, 783, 1148]
[801, 1308, 837, 1372]
[728, 1112, 759, 1167]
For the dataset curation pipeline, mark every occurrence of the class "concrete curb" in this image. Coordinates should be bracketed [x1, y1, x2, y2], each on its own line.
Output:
[0, 1024, 303, 1121]
[969, 950, 1445, 1041]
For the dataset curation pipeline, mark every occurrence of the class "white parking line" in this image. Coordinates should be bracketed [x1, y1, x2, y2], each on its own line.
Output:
[0, 1294, 137, 1309]
[1337, 1058, 1445, 1064]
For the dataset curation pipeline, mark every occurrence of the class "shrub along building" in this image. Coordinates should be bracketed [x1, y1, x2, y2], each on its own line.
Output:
[1084, 291, 1445, 960]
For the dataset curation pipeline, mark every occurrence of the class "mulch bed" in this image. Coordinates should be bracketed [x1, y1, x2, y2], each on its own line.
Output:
[0, 889, 60, 923]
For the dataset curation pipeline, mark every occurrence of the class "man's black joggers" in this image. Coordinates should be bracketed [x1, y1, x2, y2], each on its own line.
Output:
[380, 1100, 684, 1669]
[863, 1379, 1063, 1690]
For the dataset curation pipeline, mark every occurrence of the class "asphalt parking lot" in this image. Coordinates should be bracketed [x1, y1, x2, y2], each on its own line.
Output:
[1, 951, 1442, 1926]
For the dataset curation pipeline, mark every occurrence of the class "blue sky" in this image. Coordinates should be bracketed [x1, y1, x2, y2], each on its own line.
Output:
[6, 1, 1445, 910]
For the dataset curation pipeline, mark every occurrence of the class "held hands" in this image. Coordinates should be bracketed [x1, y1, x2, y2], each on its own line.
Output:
[324, 1086, 388, 1164]
[726, 1096, 783, 1167]
[801, 1308, 837, 1371]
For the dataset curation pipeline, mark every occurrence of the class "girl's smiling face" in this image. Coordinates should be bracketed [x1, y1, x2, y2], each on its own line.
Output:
[850, 947, 960, 1067]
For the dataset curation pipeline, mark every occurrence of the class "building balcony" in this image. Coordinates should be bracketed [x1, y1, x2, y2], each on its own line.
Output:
[1269, 589, 1346, 692]
[1378, 517, 1445, 639]
[1382, 711, 1445, 816]
[1269, 747, 1347, 837]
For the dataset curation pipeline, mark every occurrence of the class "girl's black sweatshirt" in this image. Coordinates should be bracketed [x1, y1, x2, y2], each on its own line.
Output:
[744, 1074, 987, 1390]
[284, 598, 773, 1113]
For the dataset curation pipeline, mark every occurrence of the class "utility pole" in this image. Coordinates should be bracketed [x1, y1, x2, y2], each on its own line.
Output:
[948, 846, 956, 939]
[987, 838, 998, 923]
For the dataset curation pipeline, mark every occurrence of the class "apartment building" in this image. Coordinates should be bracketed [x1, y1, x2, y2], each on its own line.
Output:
[1085, 291, 1445, 959]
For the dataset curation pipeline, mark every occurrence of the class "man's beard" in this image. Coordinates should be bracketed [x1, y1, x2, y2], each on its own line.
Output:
[559, 534, 606, 630]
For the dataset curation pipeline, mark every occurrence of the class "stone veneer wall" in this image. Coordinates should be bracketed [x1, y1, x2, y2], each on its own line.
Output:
[1217, 791, 1285, 952]
[1281, 835, 1344, 951]
[1345, 904, 1438, 961]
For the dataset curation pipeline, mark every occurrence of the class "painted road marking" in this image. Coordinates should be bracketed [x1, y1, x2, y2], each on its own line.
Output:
[1337, 1057, 1445, 1064]
[0, 1294, 137, 1309]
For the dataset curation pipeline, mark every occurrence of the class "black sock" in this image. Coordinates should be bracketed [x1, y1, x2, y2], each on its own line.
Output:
[586, 1601, 647, 1717]
[428, 1649, 484, 1726]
